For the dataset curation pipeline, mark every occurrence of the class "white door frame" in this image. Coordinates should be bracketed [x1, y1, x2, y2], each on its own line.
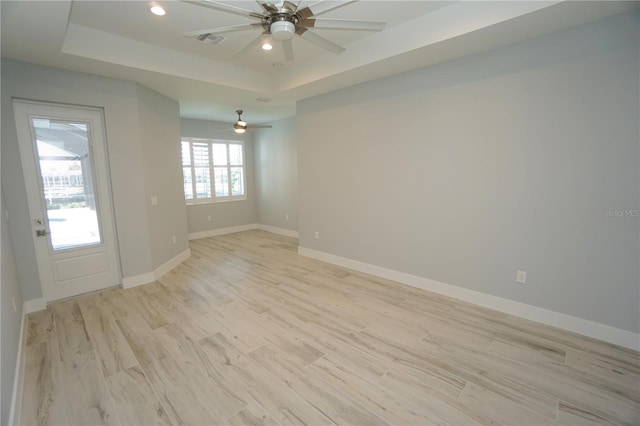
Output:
[13, 99, 121, 302]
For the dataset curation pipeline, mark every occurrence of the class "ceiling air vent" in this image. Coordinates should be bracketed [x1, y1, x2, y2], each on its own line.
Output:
[195, 33, 226, 45]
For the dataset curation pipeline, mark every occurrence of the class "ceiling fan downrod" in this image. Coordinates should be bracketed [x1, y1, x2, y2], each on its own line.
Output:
[234, 110, 247, 133]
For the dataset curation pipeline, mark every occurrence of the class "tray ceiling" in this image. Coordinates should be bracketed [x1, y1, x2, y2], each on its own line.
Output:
[2, 1, 637, 123]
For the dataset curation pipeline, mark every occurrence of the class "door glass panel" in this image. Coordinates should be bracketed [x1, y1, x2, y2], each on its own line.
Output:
[32, 118, 102, 251]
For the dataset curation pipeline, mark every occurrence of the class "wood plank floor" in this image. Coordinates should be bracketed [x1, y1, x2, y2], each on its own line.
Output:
[21, 230, 640, 425]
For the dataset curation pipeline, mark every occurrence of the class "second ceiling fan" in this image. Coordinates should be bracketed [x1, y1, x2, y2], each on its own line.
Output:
[183, 0, 386, 61]
[233, 110, 272, 133]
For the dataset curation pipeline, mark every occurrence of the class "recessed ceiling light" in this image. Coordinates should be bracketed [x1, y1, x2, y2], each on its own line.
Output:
[261, 42, 273, 51]
[150, 5, 166, 16]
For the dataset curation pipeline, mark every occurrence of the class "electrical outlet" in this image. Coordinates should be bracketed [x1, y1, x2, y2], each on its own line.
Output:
[516, 270, 527, 284]
[172, 235, 177, 244]
[314, 231, 320, 240]
[285, 214, 289, 221]
[207, 215, 212, 222]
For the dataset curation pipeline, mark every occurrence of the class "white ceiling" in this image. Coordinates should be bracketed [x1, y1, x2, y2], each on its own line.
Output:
[2, 1, 638, 124]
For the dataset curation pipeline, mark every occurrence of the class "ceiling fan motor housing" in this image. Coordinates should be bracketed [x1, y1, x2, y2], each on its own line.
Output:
[262, 10, 299, 41]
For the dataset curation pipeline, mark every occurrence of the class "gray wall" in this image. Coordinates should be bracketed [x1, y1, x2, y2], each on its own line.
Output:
[1, 60, 188, 300]
[297, 12, 640, 333]
[254, 117, 298, 232]
[1, 190, 23, 426]
[181, 118, 258, 234]
[137, 85, 189, 268]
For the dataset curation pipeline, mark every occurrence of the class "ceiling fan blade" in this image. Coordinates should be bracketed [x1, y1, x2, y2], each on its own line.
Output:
[296, 28, 345, 54]
[282, 1, 299, 13]
[247, 125, 273, 129]
[297, 0, 358, 21]
[233, 31, 270, 57]
[300, 18, 385, 31]
[182, 0, 264, 20]
[255, 1, 278, 13]
[282, 39, 294, 62]
[183, 23, 263, 38]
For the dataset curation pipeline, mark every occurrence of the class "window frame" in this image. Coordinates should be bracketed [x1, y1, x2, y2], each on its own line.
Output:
[181, 137, 247, 205]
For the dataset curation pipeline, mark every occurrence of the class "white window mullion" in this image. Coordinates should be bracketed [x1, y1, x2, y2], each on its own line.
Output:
[209, 142, 215, 201]
[188, 140, 197, 201]
[240, 142, 246, 199]
[226, 143, 232, 199]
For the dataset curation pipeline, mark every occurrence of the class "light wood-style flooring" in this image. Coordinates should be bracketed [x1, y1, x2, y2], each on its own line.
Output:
[22, 230, 640, 425]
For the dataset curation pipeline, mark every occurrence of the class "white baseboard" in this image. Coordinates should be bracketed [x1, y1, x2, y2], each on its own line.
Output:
[256, 224, 299, 238]
[154, 248, 191, 279]
[189, 223, 300, 240]
[125, 222, 298, 288]
[122, 248, 191, 289]
[122, 271, 155, 289]
[9, 306, 28, 426]
[24, 297, 46, 313]
[298, 246, 640, 351]
[188, 224, 258, 240]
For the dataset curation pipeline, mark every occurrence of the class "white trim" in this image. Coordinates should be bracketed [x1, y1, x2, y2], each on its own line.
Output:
[182, 138, 247, 204]
[9, 306, 28, 426]
[122, 248, 191, 289]
[298, 246, 640, 351]
[188, 224, 258, 240]
[14, 100, 121, 302]
[155, 248, 191, 279]
[122, 272, 155, 289]
[24, 297, 46, 314]
[256, 224, 299, 238]
[188, 224, 300, 240]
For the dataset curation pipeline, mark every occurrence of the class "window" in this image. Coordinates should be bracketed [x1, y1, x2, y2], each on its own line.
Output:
[181, 138, 246, 203]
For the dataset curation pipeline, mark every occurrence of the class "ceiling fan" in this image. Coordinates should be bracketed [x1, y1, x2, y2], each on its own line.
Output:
[233, 110, 272, 133]
[182, 0, 386, 60]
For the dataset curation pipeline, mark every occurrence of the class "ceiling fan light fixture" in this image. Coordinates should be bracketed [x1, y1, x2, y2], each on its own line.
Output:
[234, 127, 246, 134]
[270, 21, 295, 40]
[150, 5, 166, 16]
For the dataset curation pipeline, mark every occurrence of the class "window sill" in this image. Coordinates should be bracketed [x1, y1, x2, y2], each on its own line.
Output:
[186, 197, 247, 206]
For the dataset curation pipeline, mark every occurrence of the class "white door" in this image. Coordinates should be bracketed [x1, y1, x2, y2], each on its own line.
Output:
[13, 100, 120, 302]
